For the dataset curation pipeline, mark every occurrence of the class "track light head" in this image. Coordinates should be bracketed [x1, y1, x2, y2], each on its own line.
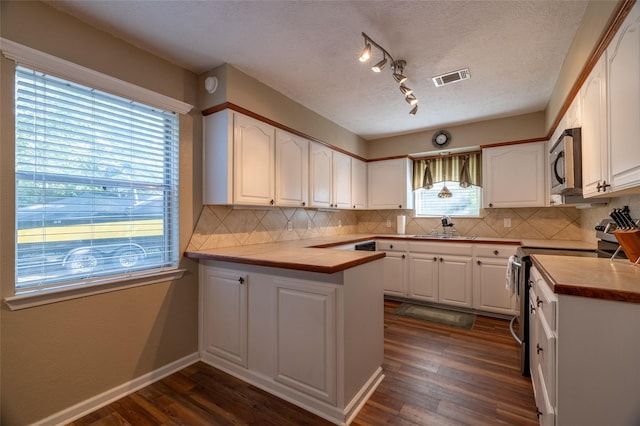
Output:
[359, 43, 372, 62]
[409, 104, 418, 115]
[372, 56, 387, 72]
[405, 94, 418, 106]
[399, 83, 413, 96]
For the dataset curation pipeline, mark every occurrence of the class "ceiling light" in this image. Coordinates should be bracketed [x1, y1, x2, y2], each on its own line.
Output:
[399, 83, 412, 96]
[358, 33, 418, 115]
[359, 43, 372, 62]
[372, 55, 387, 72]
[405, 94, 418, 106]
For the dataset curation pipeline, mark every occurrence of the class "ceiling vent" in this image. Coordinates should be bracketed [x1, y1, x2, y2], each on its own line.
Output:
[432, 68, 471, 87]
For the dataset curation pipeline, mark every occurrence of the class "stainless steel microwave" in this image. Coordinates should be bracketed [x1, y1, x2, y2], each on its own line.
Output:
[549, 128, 582, 196]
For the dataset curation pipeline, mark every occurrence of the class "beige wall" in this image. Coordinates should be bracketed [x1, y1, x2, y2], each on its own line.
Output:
[200, 64, 369, 158]
[1, 2, 201, 424]
[545, 0, 620, 133]
[367, 111, 546, 159]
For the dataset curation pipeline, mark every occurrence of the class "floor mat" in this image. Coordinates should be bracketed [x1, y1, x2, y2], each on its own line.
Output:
[392, 303, 476, 329]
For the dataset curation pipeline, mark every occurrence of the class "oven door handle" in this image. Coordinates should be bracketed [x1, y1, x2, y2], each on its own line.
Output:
[509, 316, 522, 345]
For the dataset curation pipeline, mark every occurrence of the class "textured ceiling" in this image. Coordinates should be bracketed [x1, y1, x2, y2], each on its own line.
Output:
[46, 0, 589, 140]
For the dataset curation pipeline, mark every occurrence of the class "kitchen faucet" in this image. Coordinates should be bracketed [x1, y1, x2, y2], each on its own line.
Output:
[441, 216, 455, 236]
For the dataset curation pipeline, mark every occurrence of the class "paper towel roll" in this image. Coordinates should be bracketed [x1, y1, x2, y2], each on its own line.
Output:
[397, 215, 406, 235]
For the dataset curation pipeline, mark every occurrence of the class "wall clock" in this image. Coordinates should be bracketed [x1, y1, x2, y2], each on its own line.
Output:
[432, 130, 451, 148]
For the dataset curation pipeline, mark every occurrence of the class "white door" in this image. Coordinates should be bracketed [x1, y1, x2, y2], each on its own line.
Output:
[233, 113, 275, 205]
[438, 256, 473, 308]
[408, 253, 439, 302]
[351, 158, 367, 209]
[201, 267, 248, 367]
[275, 130, 308, 207]
[309, 142, 333, 208]
[332, 151, 352, 209]
[473, 258, 515, 314]
[382, 252, 406, 296]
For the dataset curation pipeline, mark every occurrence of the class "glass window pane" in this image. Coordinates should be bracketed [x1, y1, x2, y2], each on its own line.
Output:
[15, 66, 179, 291]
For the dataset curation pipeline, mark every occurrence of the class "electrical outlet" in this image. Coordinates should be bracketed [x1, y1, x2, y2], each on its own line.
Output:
[386, 219, 392, 228]
[338, 220, 342, 228]
[287, 220, 292, 231]
[504, 218, 511, 228]
[307, 219, 312, 230]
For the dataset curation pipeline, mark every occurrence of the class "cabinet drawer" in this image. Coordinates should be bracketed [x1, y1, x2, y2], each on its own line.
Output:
[408, 241, 473, 256]
[533, 275, 557, 330]
[533, 364, 556, 426]
[377, 240, 409, 252]
[474, 244, 517, 258]
[536, 309, 556, 404]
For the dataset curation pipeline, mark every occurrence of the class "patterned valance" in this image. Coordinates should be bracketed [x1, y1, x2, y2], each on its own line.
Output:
[412, 152, 482, 190]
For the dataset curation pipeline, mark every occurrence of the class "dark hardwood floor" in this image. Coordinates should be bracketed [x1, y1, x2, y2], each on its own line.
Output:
[68, 300, 538, 426]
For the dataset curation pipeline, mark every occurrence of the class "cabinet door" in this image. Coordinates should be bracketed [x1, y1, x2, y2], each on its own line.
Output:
[607, 5, 640, 193]
[233, 113, 275, 205]
[351, 158, 367, 209]
[201, 267, 248, 367]
[482, 143, 545, 208]
[408, 253, 439, 302]
[309, 142, 333, 208]
[438, 255, 473, 308]
[273, 278, 336, 404]
[332, 151, 352, 209]
[275, 130, 308, 207]
[581, 54, 609, 198]
[368, 159, 413, 209]
[382, 251, 407, 296]
[473, 257, 515, 314]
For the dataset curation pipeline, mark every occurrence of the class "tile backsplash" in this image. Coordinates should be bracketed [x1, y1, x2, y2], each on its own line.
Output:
[187, 204, 587, 251]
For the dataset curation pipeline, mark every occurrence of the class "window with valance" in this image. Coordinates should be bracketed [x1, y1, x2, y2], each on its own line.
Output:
[412, 152, 482, 217]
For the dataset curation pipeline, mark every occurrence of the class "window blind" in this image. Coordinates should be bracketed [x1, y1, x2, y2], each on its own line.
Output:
[15, 66, 180, 291]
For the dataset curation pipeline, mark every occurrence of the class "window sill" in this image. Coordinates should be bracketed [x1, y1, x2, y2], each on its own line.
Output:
[4, 268, 186, 311]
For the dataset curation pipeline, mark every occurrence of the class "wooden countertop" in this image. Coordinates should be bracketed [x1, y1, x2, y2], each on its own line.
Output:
[531, 254, 640, 304]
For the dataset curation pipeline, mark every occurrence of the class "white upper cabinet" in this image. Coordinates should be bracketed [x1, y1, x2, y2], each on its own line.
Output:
[351, 158, 367, 209]
[332, 151, 352, 209]
[275, 130, 308, 207]
[367, 158, 414, 210]
[580, 54, 609, 198]
[203, 110, 275, 206]
[309, 142, 334, 208]
[606, 3, 640, 195]
[482, 142, 546, 208]
[233, 113, 276, 205]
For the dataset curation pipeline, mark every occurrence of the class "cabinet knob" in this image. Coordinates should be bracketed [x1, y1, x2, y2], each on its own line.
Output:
[536, 408, 543, 418]
[238, 277, 245, 284]
[401, 254, 405, 259]
[270, 199, 275, 205]
[530, 305, 536, 314]
[302, 201, 306, 206]
[390, 244, 393, 249]
[536, 296, 543, 307]
[353, 205, 356, 208]
[439, 257, 443, 262]
[493, 250, 499, 255]
[433, 257, 438, 261]
[477, 260, 482, 265]
[398, 205, 402, 208]
[489, 203, 494, 208]
[536, 343, 543, 354]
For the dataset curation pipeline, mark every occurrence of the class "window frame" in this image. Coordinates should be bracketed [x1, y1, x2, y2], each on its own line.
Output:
[3, 40, 192, 310]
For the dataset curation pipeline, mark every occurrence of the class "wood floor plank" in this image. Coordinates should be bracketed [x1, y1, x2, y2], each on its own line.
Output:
[68, 300, 538, 425]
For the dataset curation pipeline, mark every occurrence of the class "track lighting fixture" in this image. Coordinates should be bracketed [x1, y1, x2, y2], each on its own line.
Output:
[372, 55, 387, 72]
[358, 33, 418, 114]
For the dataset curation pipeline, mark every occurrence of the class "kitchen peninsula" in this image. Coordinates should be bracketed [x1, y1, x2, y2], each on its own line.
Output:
[185, 238, 386, 425]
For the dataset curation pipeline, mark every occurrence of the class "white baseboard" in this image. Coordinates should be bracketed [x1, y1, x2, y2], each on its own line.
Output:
[33, 352, 199, 426]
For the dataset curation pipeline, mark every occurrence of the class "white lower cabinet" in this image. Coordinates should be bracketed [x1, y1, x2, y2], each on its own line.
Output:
[199, 260, 385, 425]
[274, 278, 336, 404]
[472, 245, 517, 315]
[529, 265, 640, 426]
[377, 240, 408, 296]
[408, 242, 473, 308]
[200, 267, 248, 367]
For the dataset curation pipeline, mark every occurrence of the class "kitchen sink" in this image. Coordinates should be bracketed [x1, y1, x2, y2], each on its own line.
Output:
[411, 235, 477, 240]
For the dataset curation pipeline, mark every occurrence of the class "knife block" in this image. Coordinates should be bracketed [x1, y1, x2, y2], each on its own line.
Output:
[613, 230, 640, 263]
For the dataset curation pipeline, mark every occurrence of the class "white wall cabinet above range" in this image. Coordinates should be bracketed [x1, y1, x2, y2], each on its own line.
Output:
[367, 158, 414, 210]
[203, 110, 310, 207]
[482, 142, 546, 208]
